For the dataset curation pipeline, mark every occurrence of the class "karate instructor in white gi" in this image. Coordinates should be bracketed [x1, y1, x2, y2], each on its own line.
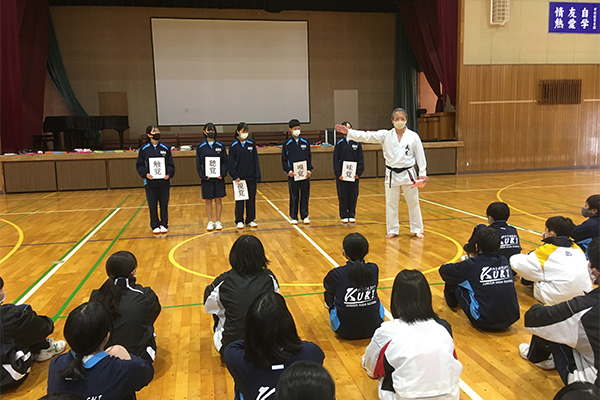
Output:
[335, 108, 428, 239]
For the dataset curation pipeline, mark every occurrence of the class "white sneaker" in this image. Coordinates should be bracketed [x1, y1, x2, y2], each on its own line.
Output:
[519, 343, 555, 370]
[303, 217, 310, 224]
[35, 338, 66, 362]
[247, 221, 258, 228]
[152, 227, 161, 234]
[237, 222, 245, 229]
[215, 221, 223, 230]
[290, 219, 298, 225]
[341, 218, 349, 223]
[159, 225, 168, 233]
[207, 221, 215, 231]
[349, 218, 356, 223]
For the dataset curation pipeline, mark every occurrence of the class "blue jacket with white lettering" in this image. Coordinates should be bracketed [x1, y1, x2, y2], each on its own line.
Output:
[228, 139, 261, 181]
[281, 137, 312, 173]
[333, 137, 364, 178]
[196, 140, 228, 181]
[439, 253, 520, 331]
[323, 261, 384, 340]
[136, 141, 175, 187]
[463, 220, 522, 260]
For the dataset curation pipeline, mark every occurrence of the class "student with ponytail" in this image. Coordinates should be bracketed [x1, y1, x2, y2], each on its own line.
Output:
[89, 251, 161, 362]
[323, 233, 384, 340]
[47, 302, 153, 399]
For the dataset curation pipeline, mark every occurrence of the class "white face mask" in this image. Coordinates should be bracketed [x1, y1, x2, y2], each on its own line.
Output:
[292, 129, 301, 138]
[239, 133, 248, 141]
[393, 120, 406, 130]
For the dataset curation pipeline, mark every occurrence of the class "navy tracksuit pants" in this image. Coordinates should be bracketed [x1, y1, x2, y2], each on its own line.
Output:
[145, 184, 170, 229]
[288, 177, 310, 220]
[336, 179, 359, 219]
[235, 179, 257, 224]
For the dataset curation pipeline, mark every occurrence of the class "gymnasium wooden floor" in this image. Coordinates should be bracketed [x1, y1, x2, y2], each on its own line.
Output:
[1, 169, 599, 400]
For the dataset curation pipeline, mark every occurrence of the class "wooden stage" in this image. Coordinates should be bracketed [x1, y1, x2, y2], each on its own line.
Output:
[1, 168, 598, 399]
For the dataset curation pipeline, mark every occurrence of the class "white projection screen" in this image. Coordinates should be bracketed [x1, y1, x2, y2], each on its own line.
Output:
[151, 18, 310, 126]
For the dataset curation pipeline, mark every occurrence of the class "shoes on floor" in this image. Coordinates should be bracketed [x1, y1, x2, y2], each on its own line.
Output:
[290, 219, 298, 225]
[349, 218, 356, 223]
[341, 218, 349, 223]
[159, 225, 168, 233]
[207, 221, 215, 231]
[35, 338, 66, 362]
[237, 222, 245, 229]
[303, 217, 310, 224]
[215, 221, 223, 230]
[519, 343, 555, 370]
[152, 227, 161, 234]
[247, 221, 258, 228]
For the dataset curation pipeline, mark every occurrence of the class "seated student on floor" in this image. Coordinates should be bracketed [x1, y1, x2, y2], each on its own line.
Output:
[520, 237, 599, 386]
[89, 251, 161, 362]
[363, 270, 462, 400]
[47, 302, 154, 400]
[572, 194, 599, 252]
[223, 292, 325, 400]
[274, 360, 335, 400]
[439, 227, 520, 331]
[462, 201, 521, 262]
[204, 235, 279, 354]
[553, 381, 600, 400]
[0, 277, 65, 390]
[323, 233, 384, 340]
[511, 216, 592, 306]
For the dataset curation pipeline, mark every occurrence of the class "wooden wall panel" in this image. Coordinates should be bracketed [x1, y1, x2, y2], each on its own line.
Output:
[3, 162, 56, 193]
[55, 160, 107, 190]
[456, 64, 600, 172]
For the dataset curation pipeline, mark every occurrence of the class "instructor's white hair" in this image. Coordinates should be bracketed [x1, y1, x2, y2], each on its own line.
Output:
[391, 108, 408, 120]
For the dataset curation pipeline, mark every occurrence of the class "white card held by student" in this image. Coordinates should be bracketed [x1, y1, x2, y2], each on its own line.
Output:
[233, 180, 250, 201]
[341, 161, 357, 182]
[205, 157, 220, 178]
[148, 157, 166, 179]
[293, 160, 308, 181]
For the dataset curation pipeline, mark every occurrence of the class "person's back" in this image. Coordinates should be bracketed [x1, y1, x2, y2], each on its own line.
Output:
[572, 194, 600, 251]
[441, 227, 520, 331]
[511, 216, 592, 305]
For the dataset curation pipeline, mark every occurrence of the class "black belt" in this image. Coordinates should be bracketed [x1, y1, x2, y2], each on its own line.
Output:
[385, 165, 415, 188]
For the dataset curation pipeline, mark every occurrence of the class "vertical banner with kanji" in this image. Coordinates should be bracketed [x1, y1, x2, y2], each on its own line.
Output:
[293, 161, 308, 181]
[549, 2, 600, 33]
[233, 180, 250, 201]
[149, 157, 166, 179]
[341, 161, 357, 182]
[205, 157, 220, 178]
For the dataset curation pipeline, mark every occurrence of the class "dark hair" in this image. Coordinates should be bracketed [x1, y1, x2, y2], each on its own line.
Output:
[274, 361, 335, 400]
[390, 270, 436, 323]
[39, 393, 85, 400]
[289, 119, 301, 129]
[341, 121, 352, 129]
[586, 194, 600, 212]
[0, 276, 4, 290]
[57, 302, 112, 381]
[475, 227, 501, 253]
[588, 237, 600, 270]
[486, 202, 510, 221]
[243, 292, 303, 368]
[554, 381, 600, 400]
[546, 216, 575, 237]
[203, 122, 216, 136]
[391, 108, 408, 120]
[90, 251, 137, 321]
[145, 125, 158, 135]
[236, 122, 249, 134]
[229, 235, 270, 275]
[343, 233, 373, 288]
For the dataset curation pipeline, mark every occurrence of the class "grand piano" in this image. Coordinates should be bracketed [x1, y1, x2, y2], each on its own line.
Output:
[43, 115, 129, 150]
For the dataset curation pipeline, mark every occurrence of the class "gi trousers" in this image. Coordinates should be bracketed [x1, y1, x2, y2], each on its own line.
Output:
[384, 184, 423, 235]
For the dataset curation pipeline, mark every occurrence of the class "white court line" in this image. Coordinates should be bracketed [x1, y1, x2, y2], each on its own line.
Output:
[261, 192, 483, 400]
[16, 208, 120, 305]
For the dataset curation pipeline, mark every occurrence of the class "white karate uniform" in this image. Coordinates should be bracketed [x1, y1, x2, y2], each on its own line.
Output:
[347, 128, 427, 235]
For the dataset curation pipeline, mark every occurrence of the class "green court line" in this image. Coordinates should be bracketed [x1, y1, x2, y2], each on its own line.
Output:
[51, 199, 146, 322]
[0, 199, 59, 229]
[12, 196, 131, 304]
[0, 199, 39, 215]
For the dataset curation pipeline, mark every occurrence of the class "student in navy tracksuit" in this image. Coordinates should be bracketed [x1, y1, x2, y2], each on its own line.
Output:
[228, 122, 261, 229]
[282, 119, 313, 225]
[333, 121, 364, 223]
[196, 123, 228, 231]
[323, 233, 384, 340]
[136, 125, 175, 234]
[463, 202, 521, 263]
[572, 194, 599, 252]
[439, 227, 520, 332]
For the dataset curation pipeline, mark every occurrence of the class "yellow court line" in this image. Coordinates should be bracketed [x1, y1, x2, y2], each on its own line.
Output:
[496, 179, 546, 221]
[0, 219, 24, 264]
